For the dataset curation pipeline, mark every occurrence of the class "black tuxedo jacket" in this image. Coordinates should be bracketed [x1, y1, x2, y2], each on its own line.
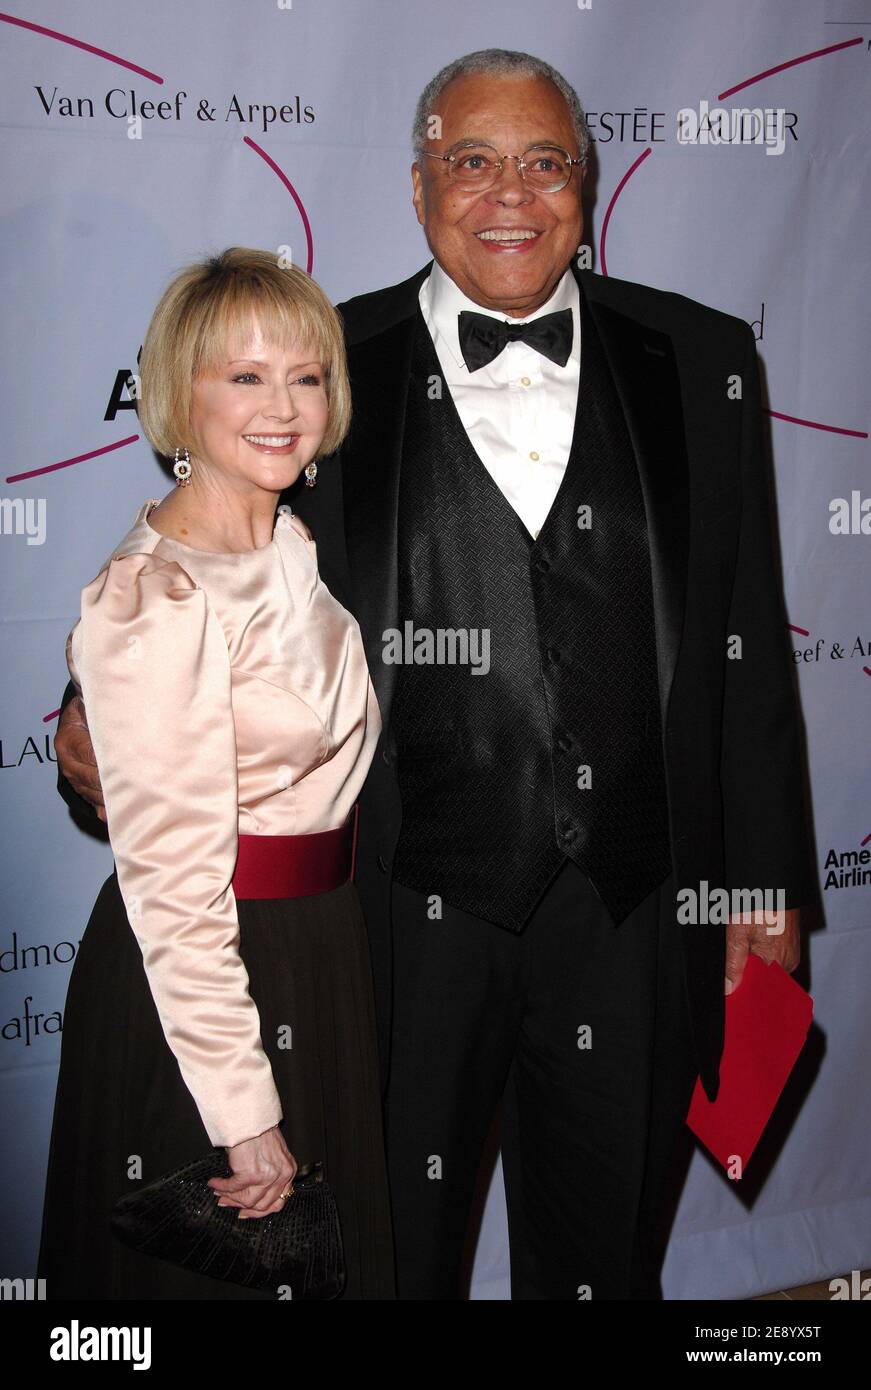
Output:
[289, 260, 818, 1104]
[58, 260, 817, 1106]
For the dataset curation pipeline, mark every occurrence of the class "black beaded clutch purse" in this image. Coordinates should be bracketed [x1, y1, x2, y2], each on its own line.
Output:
[110, 1150, 345, 1298]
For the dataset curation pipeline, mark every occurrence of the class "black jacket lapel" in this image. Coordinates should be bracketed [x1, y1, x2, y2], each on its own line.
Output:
[577, 267, 690, 734]
[341, 309, 418, 725]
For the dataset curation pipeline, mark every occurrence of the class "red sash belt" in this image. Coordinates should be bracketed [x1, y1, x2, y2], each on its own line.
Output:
[232, 805, 359, 900]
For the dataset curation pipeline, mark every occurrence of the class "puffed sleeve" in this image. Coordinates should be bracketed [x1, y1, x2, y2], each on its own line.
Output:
[66, 552, 283, 1148]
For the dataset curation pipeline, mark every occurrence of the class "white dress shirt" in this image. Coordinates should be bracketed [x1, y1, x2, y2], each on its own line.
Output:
[418, 260, 582, 539]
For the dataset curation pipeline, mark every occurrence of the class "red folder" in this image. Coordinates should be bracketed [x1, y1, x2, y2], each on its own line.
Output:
[685, 954, 814, 1174]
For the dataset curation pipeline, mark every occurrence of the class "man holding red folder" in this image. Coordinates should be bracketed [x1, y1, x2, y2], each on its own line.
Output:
[54, 49, 817, 1298]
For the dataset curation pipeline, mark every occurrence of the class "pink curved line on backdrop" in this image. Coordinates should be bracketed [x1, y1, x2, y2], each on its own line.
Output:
[599, 149, 866, 439]
[7, 434, 139, 484]
[43, 708, 60, 723]
[718, 36, 863, 101]
[243, 136, 314, 274]
[764, 409, 867, 439]
[598, 147, 651, 278]
[0, 11, 163, 82]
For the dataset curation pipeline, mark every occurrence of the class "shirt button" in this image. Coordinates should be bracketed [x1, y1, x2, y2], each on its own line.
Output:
[530, 451, 540, 461]
[520, 376, 531, 386]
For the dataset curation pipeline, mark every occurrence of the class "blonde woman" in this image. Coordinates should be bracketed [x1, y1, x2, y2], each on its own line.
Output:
[38, 248, 395, 1299]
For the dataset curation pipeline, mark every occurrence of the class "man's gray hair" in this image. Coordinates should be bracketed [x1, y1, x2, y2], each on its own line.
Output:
[412, 48, 590, 165]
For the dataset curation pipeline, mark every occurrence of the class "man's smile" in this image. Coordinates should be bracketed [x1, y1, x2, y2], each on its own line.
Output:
[473, 226, 543, 251]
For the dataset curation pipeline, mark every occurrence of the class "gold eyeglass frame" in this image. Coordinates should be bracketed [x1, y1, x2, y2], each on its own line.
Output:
[418, 140, 586, 192]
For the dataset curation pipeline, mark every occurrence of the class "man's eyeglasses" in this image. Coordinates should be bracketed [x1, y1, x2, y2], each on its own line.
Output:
[418, 141, 585, 194]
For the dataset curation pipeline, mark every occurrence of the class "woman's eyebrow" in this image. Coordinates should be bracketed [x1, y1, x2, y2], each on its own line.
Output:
[226, 357, 321, 367]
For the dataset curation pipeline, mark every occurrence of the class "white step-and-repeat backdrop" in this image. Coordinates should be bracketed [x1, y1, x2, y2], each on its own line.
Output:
[1, 0, 868, 1299]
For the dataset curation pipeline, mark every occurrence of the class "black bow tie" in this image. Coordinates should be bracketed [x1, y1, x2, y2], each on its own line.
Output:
[457, 307, 573, 372]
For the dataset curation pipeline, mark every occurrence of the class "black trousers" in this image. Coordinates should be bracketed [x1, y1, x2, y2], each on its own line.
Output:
[384, 857, 699, 1300]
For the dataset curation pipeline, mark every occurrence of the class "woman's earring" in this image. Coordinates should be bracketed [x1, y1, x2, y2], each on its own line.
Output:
[304, 461, 318, 488]
[173, 446, 192, 486]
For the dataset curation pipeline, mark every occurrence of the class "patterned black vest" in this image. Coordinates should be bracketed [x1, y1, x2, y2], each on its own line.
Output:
[388, 290, 672, 929]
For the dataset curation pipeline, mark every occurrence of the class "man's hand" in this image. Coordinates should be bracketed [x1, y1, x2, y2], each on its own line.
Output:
[724, 908, 801, 995]
[55, 694, 106, 822]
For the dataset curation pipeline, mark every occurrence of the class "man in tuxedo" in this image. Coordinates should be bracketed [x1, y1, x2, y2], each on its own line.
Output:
[55, 49, 815, 1299]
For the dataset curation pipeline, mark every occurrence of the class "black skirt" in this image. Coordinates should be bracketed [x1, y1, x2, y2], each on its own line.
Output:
[37, 869, 396, 1300]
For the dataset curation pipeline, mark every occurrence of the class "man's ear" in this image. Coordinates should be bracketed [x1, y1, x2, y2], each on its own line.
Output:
[411, 162, 426, 227]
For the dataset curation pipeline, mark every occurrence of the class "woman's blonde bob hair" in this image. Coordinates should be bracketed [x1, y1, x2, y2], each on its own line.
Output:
[136, 247, 351, 461]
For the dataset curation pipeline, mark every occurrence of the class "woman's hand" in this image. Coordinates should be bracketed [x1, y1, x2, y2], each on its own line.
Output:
[207, 1125, 298, 1219]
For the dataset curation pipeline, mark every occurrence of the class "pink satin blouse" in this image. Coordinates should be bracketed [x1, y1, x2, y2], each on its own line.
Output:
[65, 498, 382, 1148]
